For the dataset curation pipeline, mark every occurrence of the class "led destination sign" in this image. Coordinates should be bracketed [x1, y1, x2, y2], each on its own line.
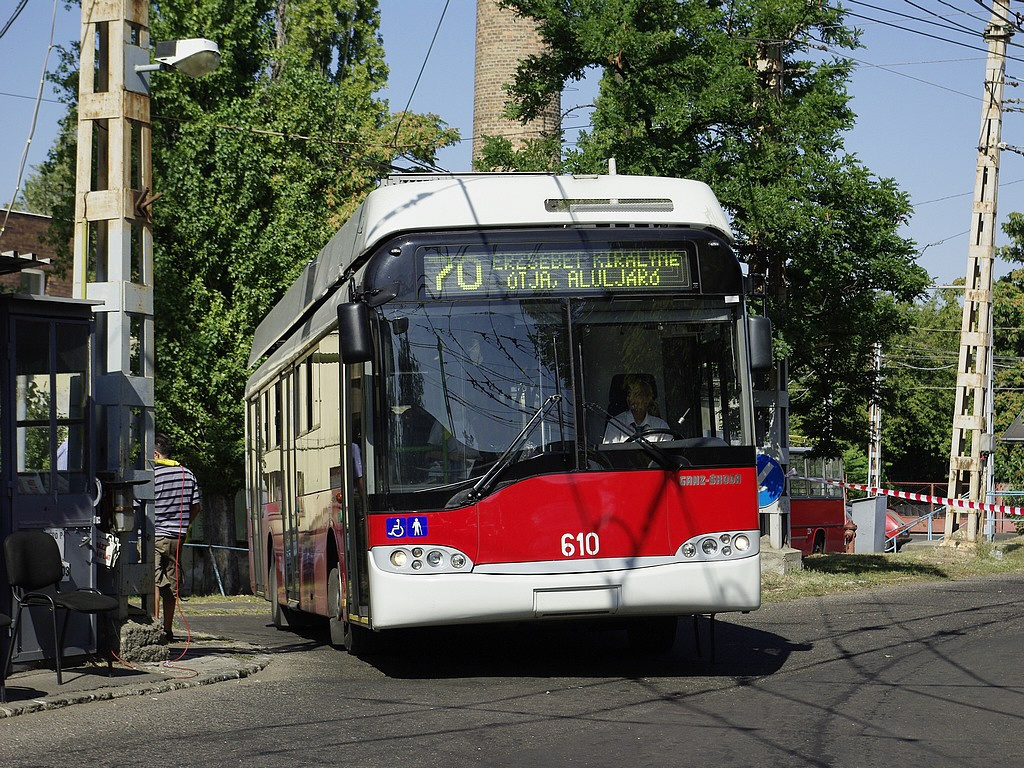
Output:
[421, 244, 694, 299]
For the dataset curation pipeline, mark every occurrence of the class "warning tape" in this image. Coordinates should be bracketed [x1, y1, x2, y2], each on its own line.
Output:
[805, 477, 1024, 518]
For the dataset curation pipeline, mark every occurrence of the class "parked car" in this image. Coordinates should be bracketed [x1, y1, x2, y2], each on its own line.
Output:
[886, 509, 913, 552]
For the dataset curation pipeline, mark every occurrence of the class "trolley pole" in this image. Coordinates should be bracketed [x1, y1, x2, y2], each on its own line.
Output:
[945, 1, 1013, 545]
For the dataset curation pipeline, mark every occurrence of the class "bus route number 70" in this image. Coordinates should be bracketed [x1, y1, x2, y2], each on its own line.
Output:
[561, 532, 600, 557]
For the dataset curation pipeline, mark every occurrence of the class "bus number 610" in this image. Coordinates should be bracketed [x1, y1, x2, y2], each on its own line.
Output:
[561, 532, 600, 557]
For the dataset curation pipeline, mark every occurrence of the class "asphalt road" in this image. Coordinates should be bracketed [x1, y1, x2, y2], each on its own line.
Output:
[2, 575, 1022, 767]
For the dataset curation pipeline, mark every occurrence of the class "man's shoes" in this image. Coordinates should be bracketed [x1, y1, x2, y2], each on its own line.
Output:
[164, 631, 176, 643]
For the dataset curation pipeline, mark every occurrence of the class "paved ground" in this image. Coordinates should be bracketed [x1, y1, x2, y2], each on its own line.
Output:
[0, 600, 271, 718]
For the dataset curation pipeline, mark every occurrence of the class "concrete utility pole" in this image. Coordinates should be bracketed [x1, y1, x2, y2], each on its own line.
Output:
[72, 0, 157, 610]
[946, 0, 1013, 545]
[867, 343, 883, 490]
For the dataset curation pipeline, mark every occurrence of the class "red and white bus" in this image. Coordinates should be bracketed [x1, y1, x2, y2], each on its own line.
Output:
[788, 448, 852, 555]
[244, 172, 770, 654]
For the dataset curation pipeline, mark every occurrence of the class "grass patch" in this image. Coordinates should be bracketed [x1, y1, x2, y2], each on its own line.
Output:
[763, 537, 1024, 602]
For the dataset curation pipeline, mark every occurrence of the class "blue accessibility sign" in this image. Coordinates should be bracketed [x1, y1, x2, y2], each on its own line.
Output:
[385, 516, 429, 539]
[756, 453, 785, 508]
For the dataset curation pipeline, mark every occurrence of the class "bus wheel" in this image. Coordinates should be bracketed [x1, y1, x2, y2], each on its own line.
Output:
[812, 532, 825, 554]
[269, 557, 287, 630]
[627, 617, 678, 655]
[328, 565, 346, 647]
[344, 622, 379, 656]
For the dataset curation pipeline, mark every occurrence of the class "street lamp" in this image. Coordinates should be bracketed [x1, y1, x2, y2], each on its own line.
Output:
[126, 38, 220, 94]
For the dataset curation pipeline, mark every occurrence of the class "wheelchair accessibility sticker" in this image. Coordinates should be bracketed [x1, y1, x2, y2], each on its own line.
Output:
[386, 516, 428, 539]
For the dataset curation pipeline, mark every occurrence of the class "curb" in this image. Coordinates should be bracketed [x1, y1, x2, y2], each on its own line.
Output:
[0, 646, 271, 719]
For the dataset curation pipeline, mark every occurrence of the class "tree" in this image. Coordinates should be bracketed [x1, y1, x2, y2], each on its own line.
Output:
[480, 0, 929, 455]
[145, 0, 456, 591]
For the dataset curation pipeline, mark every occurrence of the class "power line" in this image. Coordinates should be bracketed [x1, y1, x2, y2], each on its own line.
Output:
[842, 7, 1024, 65]
[0, 0, 58, 238]
[849, 0, 979, 38]
[390, 0, 451, 148]
[897, 0, 981, 35]
[0, 0, 28, 41]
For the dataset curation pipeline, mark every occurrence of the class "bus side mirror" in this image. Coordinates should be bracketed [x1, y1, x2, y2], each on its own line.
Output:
[747, 315, 773, 373]
[338, 302, 373, 363]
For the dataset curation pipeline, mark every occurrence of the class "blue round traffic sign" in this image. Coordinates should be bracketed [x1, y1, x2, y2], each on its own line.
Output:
[756, 453, 785, 508]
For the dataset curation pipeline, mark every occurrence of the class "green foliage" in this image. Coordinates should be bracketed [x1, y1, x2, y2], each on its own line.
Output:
[482, 0, 929, 455]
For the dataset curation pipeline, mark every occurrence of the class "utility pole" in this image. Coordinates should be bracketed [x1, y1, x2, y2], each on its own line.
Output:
[867, 343, 883, 490]
[72, 1, 156, 611]
[946, 0, 1013, 545]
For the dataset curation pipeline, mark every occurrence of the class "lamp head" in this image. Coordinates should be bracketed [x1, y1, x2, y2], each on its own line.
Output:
[153, 38, 220, 78]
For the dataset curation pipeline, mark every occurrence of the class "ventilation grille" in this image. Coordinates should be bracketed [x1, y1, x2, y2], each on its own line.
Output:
[545, 198, 674, 213]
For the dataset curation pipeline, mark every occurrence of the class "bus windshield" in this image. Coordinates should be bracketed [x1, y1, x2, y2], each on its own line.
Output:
[378, 296, 748, 498]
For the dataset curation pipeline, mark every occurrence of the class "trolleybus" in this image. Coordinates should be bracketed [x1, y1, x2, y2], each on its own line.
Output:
[245, 172, 771, 654]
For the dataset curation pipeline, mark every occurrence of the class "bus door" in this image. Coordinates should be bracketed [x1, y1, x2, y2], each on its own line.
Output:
[343, 362, 370, 621]
[246, 398, 264, 596]
[279, 375, 301, 604]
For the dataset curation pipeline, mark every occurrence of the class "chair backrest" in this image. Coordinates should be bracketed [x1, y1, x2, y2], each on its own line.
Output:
[4, 530, 64, 592]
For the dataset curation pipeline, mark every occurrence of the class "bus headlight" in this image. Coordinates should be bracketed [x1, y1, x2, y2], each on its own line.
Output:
[675, 532, 757, 561]
[375, 545, 473, 573]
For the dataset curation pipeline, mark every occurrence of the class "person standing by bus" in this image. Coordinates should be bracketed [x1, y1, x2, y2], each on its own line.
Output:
[153, 433, 201, 642]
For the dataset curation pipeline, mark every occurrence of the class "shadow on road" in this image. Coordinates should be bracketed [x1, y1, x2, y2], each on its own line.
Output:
[354, 617, 807, 680]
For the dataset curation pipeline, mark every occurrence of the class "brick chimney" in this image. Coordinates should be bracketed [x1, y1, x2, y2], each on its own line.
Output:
[472, 0, 561, 163]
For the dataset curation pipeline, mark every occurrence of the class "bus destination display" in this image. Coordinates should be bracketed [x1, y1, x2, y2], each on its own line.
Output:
[422, 244, 693, 299]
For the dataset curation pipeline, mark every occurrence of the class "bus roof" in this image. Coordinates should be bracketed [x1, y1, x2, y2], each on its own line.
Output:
[248, 173, 734, 370]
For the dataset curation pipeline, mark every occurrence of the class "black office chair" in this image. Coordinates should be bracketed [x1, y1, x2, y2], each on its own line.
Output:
[3, 530, 118, 685]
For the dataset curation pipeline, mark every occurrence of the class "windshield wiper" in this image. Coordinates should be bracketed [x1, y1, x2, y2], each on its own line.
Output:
[446, 394, 562, 508]
[583, 401, 685, 471]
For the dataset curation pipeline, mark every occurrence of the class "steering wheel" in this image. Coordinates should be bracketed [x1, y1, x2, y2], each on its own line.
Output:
[627, 428, 684, 442]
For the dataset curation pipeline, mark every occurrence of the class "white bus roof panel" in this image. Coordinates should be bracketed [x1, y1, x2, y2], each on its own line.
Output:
[248, 173, 734, 369]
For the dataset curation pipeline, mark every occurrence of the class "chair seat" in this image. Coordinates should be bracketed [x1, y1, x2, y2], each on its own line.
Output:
[55, 591, 118, 614]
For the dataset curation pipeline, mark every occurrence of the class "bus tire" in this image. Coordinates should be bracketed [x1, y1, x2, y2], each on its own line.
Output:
[812, 531, 825, 554]
[328, 565, 346, 647]
[627, 617, 678, 655]
[269, 557, 288, 630]
[344, 622, 379, 656]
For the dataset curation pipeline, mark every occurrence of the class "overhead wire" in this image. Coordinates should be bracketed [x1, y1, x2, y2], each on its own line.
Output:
[0, 0, 28, 41]
[389, 0, 451, 168]
[897, 0, 982, 34]
[850, 0, 980, 37]
[967, 0, 1018, 29]
[0, 0, 58, 239]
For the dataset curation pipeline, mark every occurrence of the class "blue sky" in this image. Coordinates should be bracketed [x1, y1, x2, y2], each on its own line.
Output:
[0, 1, 1019, 287]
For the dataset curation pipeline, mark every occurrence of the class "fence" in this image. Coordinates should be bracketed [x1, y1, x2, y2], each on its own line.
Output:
[181, 542, 250, 597]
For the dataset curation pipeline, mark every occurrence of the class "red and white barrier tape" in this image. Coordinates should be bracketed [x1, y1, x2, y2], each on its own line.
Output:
[805, 477, 1024, 517]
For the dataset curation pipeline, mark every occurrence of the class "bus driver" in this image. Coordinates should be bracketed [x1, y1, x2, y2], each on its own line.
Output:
[602, 377, 671, 443]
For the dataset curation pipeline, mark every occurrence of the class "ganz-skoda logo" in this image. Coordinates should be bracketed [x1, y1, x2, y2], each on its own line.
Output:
[679, 473, 743, 487]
